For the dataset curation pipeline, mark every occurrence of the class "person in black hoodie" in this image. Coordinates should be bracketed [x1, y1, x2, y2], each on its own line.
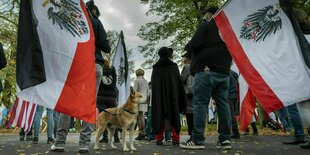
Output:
[51, 1, 111, 153]
[151, 47, 187, 146]
[0, 42, 7, 93]
[179, 7, 232, 150]
[97, 59, 120, 143]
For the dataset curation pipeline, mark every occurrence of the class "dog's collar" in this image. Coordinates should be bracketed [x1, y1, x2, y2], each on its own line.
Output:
[123, 108, 136, 115]
[102, 109, 118, 115]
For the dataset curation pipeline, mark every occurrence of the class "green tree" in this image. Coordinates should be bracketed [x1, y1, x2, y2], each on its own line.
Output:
[138, 0, 225, 69]
[0, 0, 19, 108]
[138, 0, 310, 69]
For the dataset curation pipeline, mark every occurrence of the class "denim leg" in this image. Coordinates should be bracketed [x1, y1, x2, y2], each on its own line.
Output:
[33, 105, 43, 138]
[55, 113, 71, 146]
[95, 63, 103, 95]
[165, 131, 171, 141]
[46, 108, 54, 139]
[53, 111, 60, 138]
[212, 74, 231, 142]
[277, 107, 291, 130]
[287, 104, 305, 140]
[191, 71, 211, 144]
[79, 122, 95, 148]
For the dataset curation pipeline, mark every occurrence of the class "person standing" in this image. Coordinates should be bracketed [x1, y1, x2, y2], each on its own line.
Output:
[133, 69, 149, 140]
[0, 42, 7, 93]
[51, 1, 111, 153]
[229, 70, 240, 138]
[180, 52, 194, 136]
[179, 7, 232, 150]
[32, 106, 55, 144]
[97, 59, 119, 143]
[151, 47, 187, 146]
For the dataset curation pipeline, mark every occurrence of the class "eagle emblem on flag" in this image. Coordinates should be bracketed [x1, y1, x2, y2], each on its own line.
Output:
[240, 4, 282, 42]
[117, 58, 126, 85]
[43, 0, 89, 37]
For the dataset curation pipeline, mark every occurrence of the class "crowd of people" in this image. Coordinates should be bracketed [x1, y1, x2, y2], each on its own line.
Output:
[0, 1, 310, 153]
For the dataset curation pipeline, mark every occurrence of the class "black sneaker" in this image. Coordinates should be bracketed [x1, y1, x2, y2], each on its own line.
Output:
[47, 137, 55, 144]
[172, 141, 179, 146]
[179, 139, 205, 150]
[99, 138, 108, 143]
[156, 141, 163, 145]
[32, 137, 38, 144]
[114, 138, 120, 143]
[216, 140, 232, 150]
[135, 134, 146, 140]
[25, 136, 33, 141]
[19, 136, 25, 141]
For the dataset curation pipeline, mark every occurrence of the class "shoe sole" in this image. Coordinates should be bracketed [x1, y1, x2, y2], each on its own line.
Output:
[51, 149, 64, 152]
[216, 145, 232, 150]
[179, 144, 205, 150]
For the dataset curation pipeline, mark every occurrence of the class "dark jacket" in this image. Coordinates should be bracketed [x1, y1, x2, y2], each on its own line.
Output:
[0, 43, 7, 69]
[96, 66, 118, 112]
[229, 70, 239, 101]
[90, 16, 111, 66]
[180, 63, 193, 114]
[151, 57, 187, 134]
[185, 20, 232, 75]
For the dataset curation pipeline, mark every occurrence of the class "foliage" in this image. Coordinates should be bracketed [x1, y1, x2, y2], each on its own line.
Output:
[138, 0, 310, 68]
[138, 0, 225, 69]
[0, 0, 19, 109]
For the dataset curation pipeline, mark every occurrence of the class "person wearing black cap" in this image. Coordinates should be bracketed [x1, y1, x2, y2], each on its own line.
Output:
[151, 47, 187, 146]
[179, 7, 232, 150]
[51, 1, 111, 153]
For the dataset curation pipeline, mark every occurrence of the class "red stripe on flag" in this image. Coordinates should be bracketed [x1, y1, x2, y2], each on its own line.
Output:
[8, 98, 19, 126]
[214, 12, 284, 113]
[16, 100, 27, 127]
[25, 103, 36, 133]
[54, 2, 96, 124]
[239, 89, 256, 131]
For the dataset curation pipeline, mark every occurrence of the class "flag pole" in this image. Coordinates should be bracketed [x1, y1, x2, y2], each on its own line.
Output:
[210, 0, 232, 20]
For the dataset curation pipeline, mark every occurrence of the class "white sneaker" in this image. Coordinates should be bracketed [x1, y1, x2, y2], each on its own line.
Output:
[50, 144, 64, 152]
[216, 140, 232, 150]
[79, 147, 89, 153]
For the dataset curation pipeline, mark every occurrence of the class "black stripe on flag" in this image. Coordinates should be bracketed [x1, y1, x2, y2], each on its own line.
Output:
[280, 0, 310, 69]
[16, 0, 46, 90]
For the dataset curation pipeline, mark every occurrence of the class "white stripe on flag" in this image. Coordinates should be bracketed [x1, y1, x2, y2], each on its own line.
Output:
[214, 0, 310, 113]
[9, 97, 37, 133]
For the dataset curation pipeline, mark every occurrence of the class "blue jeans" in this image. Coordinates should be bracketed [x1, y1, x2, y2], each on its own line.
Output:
[191, 71, 231, 144]
[277, 107, 291, 130]
[33, 105, 54, 139]
[287, 104, 305, 140]
[53, 111, 60, 138]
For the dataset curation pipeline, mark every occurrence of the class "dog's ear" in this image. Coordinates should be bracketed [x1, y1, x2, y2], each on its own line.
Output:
[130, 86, 135, 97]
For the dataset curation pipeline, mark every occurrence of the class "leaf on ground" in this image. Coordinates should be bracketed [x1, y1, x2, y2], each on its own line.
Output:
[221, 150, 228, 154]
[45, 151, 49, 154]
[153, 153, 162, 155]
[17, 150, 25, 152]
[189, 151, 195, 153]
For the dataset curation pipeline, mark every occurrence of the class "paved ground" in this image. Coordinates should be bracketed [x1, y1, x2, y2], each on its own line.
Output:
[0, 133, 309, 155]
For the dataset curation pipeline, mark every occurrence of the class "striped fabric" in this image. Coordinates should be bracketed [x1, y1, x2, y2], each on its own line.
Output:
[8, 97, 37, 133]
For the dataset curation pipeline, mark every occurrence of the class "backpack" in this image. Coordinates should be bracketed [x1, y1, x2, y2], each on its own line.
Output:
[184, 75, 194, 95]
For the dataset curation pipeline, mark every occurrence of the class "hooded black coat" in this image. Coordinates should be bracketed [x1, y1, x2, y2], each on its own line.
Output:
[151, 57, 187, 134]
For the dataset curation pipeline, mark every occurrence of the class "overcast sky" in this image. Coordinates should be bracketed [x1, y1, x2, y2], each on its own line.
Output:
[94, 0, 157, 81]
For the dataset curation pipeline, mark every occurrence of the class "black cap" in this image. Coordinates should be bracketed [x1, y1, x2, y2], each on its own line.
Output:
[201, 6, 219, 15]
[158, 47, 173, 58]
